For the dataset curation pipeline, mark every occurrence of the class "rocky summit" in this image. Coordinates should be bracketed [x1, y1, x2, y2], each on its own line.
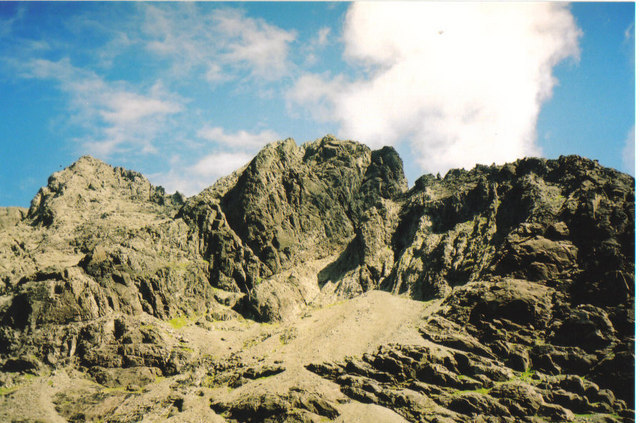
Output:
[0, 135, 634, 423]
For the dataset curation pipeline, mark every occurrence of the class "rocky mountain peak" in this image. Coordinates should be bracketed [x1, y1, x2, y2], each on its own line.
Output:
[39, 155, 143, 197]
[26, 155, 178, 227]
[0, 136, 634, 422]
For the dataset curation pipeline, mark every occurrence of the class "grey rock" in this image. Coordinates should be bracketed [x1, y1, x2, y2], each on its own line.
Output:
[0, 137, 634, 422]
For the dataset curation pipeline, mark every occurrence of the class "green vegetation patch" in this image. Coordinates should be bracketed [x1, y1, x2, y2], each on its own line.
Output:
[0, 386, 19, 396]
[518, 368, 535, 382]
[168, 316, 189, 329]
[177, 341, 194, 353]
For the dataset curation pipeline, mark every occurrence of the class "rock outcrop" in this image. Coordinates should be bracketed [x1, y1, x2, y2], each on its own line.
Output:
[0, 135, 634, 422]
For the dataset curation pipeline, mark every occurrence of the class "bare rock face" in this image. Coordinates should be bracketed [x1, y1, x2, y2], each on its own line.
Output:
[0, 135, 634, 422]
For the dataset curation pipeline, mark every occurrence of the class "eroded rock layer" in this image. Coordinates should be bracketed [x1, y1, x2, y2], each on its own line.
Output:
[0, 135, 634, 422]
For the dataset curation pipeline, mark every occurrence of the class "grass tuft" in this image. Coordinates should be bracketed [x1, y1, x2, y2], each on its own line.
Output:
[168, 316, 189, 329]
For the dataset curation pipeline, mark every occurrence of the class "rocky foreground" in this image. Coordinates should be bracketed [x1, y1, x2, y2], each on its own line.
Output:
[0, 136, 634, 422]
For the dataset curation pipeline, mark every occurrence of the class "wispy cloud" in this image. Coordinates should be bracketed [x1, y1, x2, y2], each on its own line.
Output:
[148, 127, 280, 196]
[0, 5, 26, 38]
[315, 27, 331, 47]
[303, 26, 332, 66]
[5, 3, 293, 198]
[140, 4, 296, 82]
[197, 126, 280, 150]
[217, 9, 296, 80]
[287, 72, 345, 120]
[149, 151, 253, 196]
[624, 22, 634, 41]
[19, 57, 182, 157]
[0, 5, 52, 56]
[288, 3, 581, 175]
[191, 151, 253, 180]
[100, 90, 180, 126]
[147, 169, 193, 197]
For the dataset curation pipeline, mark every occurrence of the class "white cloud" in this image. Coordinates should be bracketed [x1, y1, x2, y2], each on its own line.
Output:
[149, 151, 253, 196]
[141, 4, 212, 74]
[197, 126, 280, 150]
[622, 126, 635, 176]
[217, 9, 296, 79]
[315, 27, 331, 47]
[304, 27, 332, 66]
[624, 23, 634, 41]
[20, 58, 182, 157]
[205, 63, 229, 83]
[148, 168, 203, 197]
[288, 73, 345, 121]
[140, 5, 296, 82]
[289, 2, 581, 175]
[0, 5, 25, 38]
[148, 126, 279, 196]
[100, 90, 181, 125]
[191, 152, 253, 180]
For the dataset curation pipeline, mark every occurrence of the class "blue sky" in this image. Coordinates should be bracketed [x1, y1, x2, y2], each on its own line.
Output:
[0, 2, 635, 207]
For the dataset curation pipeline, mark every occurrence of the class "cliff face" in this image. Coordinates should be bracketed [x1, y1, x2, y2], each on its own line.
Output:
[0, 135, 634, 422]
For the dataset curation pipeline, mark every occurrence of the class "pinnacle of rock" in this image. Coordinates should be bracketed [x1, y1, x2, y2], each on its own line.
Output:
[26, 155, 179, 228]
[0, 136, 635, 422]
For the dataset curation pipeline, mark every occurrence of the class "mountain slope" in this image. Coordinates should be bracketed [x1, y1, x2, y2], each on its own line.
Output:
[0, 135, 634, 422]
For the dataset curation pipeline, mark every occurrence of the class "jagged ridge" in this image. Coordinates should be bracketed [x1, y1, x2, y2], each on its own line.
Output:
[0, 135, 634, 422]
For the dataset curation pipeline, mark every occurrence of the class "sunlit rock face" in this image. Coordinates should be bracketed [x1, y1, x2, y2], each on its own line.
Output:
[0, 135, 634, 422]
